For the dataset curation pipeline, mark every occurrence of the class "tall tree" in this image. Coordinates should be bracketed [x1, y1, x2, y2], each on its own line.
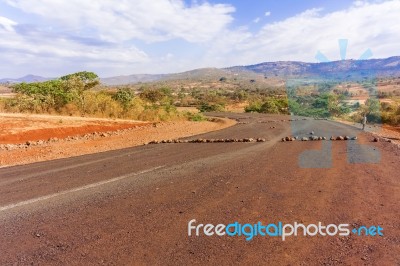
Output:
[60, 71, 99, 114]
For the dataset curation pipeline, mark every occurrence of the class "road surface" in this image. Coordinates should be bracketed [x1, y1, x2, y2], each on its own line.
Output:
[0, 113, 399, 265]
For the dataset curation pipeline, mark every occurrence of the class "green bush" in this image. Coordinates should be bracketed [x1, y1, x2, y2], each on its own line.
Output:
[245, 100, 262, 113]
[139, 89, 164, 103]
[260, 99, 279, 114]
[198, 102, 225, 112]
[112, 88, 135, 112]
[245, 97, 288, 114]
[287, 93, 350, 118]
[185, 112, 207, 121]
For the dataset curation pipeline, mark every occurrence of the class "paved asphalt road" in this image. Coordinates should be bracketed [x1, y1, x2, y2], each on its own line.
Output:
[0, 113, 399, 265]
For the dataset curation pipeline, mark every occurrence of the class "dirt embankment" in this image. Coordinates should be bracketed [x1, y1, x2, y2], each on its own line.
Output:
[0, 113, 236, 167]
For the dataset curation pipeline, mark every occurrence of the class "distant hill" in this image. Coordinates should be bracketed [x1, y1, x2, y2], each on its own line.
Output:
[101, 74, 166, 86]
[101, 56, 400, 85]
[3, 56, 400, 86]
[228, 56, 400, 79]
[0, 74, 51, 84]
[101, 67, 275, 86]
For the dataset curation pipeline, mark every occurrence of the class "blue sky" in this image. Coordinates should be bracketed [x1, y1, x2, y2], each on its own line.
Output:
[207, 0, 351, 27]
[0, 0, 399, 78]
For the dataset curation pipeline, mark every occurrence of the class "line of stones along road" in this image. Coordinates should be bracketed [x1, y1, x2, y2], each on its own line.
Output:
[147, 138, 266, 144]
[281, 135, 358, 142]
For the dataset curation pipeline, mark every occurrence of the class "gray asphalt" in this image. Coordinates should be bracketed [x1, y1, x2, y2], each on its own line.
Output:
[0, 113, 398, 265]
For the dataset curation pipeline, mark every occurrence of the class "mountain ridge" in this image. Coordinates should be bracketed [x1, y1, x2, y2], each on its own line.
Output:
[0, 74, 52, 84]
[2, 56, 400, 85]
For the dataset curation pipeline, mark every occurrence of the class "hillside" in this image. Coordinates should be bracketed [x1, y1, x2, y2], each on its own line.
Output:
[104, 56, 400, 85]
[101, 74, 166, 86]
[3, 56, 400, 86]
[230, 56, 400, 79]
[0, 74, 51, 84]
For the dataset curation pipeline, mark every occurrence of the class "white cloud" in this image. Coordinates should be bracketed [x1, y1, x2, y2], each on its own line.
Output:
[199, 1, 400, 68]
[264, 11, 271, 17]
[0, 15, 150, 77]
[4, 0, 235, 43]
[0, 16, 16, 31]
[0, 0, 234, 76]
[353, 0, 368, 7]
[1, 0, 400, 77]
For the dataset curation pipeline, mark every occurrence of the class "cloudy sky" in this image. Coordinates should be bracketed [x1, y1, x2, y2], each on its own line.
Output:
[0, 0, 399, 78]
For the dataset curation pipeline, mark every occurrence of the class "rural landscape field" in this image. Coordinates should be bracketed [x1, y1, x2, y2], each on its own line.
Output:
[0, 0, 399, 265]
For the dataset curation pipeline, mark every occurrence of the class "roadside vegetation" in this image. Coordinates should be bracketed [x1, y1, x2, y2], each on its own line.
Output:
[0, 72, 399, 125]
[0, 72, 193, 121]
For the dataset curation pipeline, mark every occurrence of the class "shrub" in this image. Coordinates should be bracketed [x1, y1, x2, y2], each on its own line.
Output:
[245, 97, 288, 114]
[140, 89, 164, 103]
[260, 99, 279, 114]
[113, 88, 135, 111]
[198, 102, 225, 112]
[185, 112, 207, 121]
[245, 100, 262, 113]
[12, 80, 70, 111]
